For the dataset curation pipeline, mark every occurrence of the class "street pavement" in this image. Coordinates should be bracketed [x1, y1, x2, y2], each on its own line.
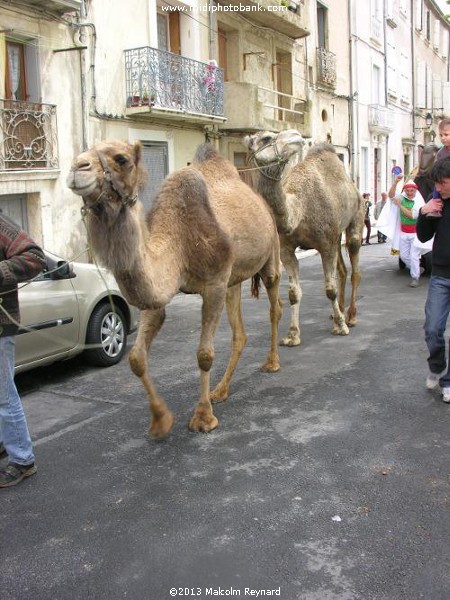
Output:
[2, 242, 450, 600]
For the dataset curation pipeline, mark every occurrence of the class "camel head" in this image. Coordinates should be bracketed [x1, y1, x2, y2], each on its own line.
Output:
[243, 129, 304, 180]
[67, 140, 146, 218]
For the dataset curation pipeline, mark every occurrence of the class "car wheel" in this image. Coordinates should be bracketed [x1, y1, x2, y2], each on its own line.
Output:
[399, 257, 406, 270]
[84, 303, 128, 367]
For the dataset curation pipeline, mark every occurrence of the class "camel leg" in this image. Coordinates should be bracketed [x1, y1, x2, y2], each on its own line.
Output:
[189, 284, 227, 433]
[210, 284, 248, 404]
[336, 242, 347, 314]
[260, 271, 282, 371]
[128, 308, 174, 439]
[280, 244, 302, 346]
[320, 248, 349, 336]
[345, 229, 362, 327]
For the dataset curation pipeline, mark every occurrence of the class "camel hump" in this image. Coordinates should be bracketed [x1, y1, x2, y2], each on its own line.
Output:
[193, 143, 239, 180]
[306, 143, 337, 158]
[193, 143, 220, 163]
[149, 167, 232, 277]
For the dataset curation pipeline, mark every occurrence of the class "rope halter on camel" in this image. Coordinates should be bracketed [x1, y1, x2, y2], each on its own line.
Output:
[245, 139, 290, 182]
[80, 150, 138, 217]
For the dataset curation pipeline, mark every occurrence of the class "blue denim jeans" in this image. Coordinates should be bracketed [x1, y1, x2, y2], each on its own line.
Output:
[424, 275, 450, 388]
[0, 336, 35, 465]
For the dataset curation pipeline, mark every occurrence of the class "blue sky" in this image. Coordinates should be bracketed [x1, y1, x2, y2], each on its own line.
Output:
[435, 0, 449, 14]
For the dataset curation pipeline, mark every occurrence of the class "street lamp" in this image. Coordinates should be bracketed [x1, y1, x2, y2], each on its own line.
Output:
[415, 112, 433, 131]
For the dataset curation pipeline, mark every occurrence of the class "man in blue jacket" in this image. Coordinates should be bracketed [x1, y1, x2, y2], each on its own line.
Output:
[0, 213, 46, 487]
[416, 157, 450, 402]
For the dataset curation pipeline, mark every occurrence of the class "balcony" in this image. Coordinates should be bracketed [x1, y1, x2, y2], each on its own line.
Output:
[222, 82, 309, 134]
[225, 0, 309, 39]
[124, 47, 226, 124]
[368, 104, 395, 134]
[316, 47, 336, 89]
[13, 0, 82, 14]
[0, 100, 59, 171]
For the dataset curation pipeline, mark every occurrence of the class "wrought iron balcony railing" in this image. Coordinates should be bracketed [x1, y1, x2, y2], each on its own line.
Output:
[0, 99, 59, 170]
[368, 104, 395, 132]
[316, 47, 336, 88]
[124, 47, 224, 118]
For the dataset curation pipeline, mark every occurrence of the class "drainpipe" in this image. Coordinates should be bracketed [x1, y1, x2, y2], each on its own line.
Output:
[383, 0, 389, 194]
[208, 0, 216, 60]
[410, 0, 417, 163]
[348, 0, 359, 186]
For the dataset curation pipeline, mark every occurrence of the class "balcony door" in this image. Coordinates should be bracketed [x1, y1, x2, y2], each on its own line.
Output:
[157, 12, 182, 107]
[276, 51, 292, 121]
[5, 42, 27, 101]
[2, 39, 45, 169]
[4, 40, 40, 103]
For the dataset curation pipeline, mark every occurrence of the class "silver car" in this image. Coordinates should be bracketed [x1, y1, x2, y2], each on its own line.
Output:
[15, 251, 139, 373]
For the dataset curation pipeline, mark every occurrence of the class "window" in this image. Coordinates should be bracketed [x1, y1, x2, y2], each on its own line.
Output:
[400, 49, 410, 102]
[372, 65, 381, 105]
[360, 147, 369, 193]
[218, 28, 228, 82]
[276, 50, 293, 120]
[6, 42, 27, 100]
[317, 3, 327, 49]
[4, 40, 40, 102]
[416, 60, 426, 108]
[157, 12, 180, 54]
[426, 10, 431, 41]
[433, 19, 440, 51]
[0, 195, 29, 230]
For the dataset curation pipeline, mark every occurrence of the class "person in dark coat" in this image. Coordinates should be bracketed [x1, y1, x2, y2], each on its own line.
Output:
[416, 157, 450, 403]
[0, 214, 46, 488]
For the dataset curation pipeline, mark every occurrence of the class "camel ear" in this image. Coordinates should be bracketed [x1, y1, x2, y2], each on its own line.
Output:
[243, 135, 252, 149]
[133, 141, 143, 166]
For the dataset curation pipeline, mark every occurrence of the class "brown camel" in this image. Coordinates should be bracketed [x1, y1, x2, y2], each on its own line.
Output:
[244, 129, 364, 345]
[67, 140, 282, 437]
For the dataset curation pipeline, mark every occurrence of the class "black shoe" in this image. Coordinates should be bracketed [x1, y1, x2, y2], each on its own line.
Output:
[0, 462, 37, 488]
[0, 443, 7, 460]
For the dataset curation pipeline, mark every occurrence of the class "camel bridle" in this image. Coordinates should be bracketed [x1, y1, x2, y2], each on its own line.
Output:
[246, 139, 289, 182]
[81, 150, 138, 217]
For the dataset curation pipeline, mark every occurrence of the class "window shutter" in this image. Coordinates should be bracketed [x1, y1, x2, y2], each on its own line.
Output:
[443, 82, 450, 116]
[416, 61, 426, 108]
[433, 78, 443, 111]
[433, 19, 440, 51]
[426, 66, 432, 109]
[140, 143, 169, 213]
[415, 0, 422, 30]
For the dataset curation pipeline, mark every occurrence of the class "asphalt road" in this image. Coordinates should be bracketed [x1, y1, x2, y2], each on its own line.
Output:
[2, 242, 449, 600]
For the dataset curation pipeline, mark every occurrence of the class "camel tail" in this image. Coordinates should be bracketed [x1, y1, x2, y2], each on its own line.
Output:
[251, 273, 261, 299]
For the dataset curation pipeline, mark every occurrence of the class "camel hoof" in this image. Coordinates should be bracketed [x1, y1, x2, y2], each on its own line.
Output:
[189, 414, 219, 433]
[332, 323, 350, 336]
[149, 411, 174, 439]
[346, 318, 357, 327]
[280, 336, 301, 347]
[261, 361, 280, 373]
[210, 387, 228, 404]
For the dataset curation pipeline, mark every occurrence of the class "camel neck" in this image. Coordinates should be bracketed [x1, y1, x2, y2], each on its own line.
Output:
[254, 175, 293, 233]
[86, 204, 175, 310]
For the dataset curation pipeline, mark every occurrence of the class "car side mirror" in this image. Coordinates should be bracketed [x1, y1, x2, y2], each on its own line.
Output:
[52, 260, 76, 280]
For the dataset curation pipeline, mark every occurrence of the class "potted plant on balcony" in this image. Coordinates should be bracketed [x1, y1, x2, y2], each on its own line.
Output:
[141, 87, 150, 106]
[127, 94, 140, 107]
